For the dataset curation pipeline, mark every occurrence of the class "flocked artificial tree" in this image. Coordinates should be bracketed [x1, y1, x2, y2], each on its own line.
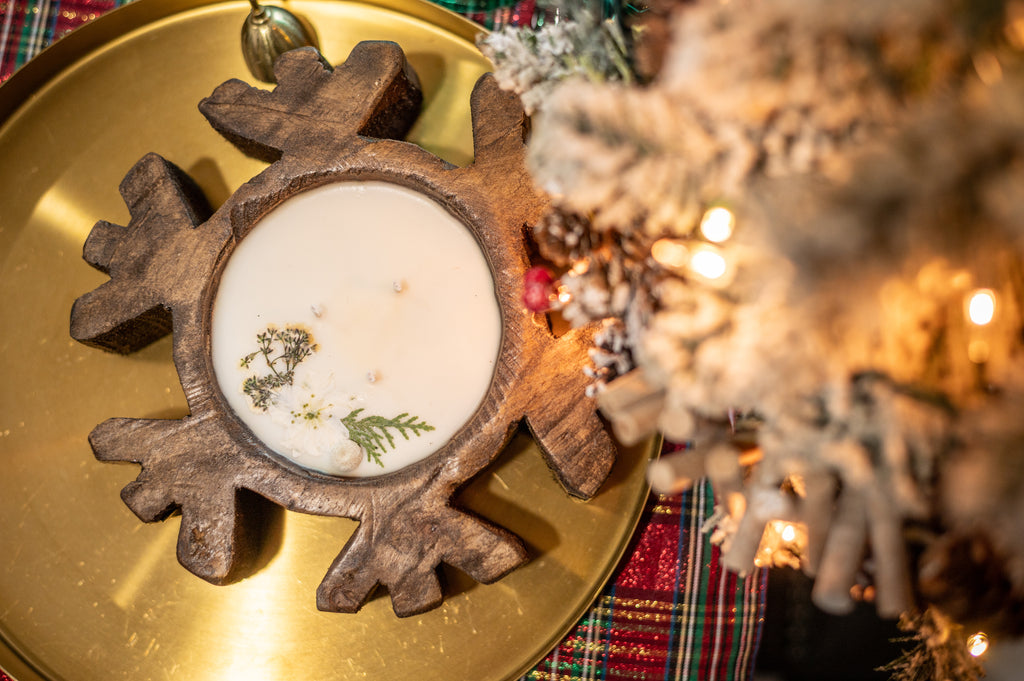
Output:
[482, 0, 1024, 677]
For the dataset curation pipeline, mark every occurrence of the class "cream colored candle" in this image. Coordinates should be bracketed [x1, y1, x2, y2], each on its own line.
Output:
[211, 181, 501, 477]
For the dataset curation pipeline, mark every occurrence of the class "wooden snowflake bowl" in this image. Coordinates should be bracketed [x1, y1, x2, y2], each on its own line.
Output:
[69, 42, 616, 617]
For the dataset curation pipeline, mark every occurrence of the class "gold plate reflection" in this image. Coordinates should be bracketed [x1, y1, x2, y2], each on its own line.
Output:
[0, 1, 656, 680]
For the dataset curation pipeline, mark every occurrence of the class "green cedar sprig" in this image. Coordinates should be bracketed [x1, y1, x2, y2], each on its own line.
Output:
[341, 409, 435, 466]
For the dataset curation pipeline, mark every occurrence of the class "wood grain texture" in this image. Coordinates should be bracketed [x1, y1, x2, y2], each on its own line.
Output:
[71, 41, 617, 616]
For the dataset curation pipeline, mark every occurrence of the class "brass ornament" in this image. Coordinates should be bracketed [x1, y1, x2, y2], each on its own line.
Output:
[241, 0, 321, 83]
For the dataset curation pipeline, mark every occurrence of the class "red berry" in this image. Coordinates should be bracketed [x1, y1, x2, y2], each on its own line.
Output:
[523, 266, 555, 312]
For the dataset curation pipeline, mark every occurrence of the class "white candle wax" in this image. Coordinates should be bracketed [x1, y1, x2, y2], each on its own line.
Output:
[211, 181, 501, 477]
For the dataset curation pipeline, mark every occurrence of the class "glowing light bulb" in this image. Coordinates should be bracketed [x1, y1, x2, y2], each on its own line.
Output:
[781, 524, 796, 543]
[651, 238, 689, 271]
[690, 248, 727, 280]
[968, 289, 996, 325]
[557, 285, 572, 305]
[967, 632, 989, 657]
[1009, 13, 1024, 50]
[700, 207, 735, 243]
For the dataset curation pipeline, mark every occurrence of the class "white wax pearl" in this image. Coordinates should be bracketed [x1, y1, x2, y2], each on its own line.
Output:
[211, 181, 501, 477]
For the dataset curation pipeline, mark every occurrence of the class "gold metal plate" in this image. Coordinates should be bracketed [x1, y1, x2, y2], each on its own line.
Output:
[0, 1, 655, 679]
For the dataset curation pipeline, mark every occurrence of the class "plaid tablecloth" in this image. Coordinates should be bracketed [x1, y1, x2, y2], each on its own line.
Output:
[521, 472, 765, 680]
[0, 2, 767, 679]
[0, 0, 131, 80]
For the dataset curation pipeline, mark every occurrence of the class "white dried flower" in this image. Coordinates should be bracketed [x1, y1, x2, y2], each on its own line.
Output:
[268, 376, 363, 474]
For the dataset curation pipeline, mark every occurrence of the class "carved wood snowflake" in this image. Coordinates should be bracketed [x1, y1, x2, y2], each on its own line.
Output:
[69, 42, 616, 617]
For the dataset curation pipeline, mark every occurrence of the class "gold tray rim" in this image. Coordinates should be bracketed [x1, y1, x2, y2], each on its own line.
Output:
[0, 1, 658, 679]
[0, 0, 485, 126]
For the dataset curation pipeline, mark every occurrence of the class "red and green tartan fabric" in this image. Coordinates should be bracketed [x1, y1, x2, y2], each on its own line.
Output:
[0, 2, 767, 679]
[521, 474, 765, 681]
[0, 0, 132, 81]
